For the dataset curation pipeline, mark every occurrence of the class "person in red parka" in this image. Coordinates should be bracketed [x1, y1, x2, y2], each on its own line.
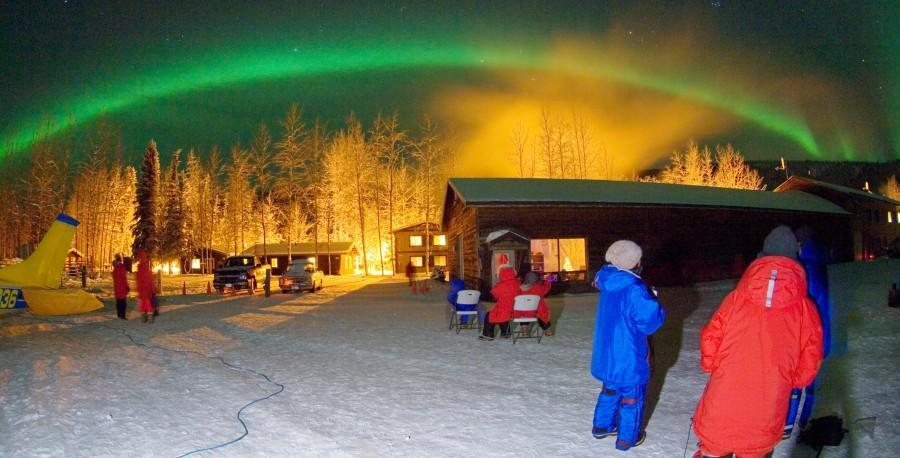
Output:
[692, 226, 823, 458]
[135, 250, 156, 323]
[516, 271, 553, 335]
[480, 266, 520, 341]
[112, 254, 129, 320]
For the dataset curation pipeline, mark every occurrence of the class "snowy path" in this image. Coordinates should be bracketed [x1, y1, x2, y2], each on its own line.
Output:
[1, 262, 897, 457]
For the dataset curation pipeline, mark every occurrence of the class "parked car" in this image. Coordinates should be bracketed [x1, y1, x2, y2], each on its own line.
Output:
[279, 259, 324, 293]
[213, 255, 271, 295]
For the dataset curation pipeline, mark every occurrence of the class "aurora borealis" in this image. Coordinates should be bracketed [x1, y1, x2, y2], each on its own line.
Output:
[2, 1, 898, 166]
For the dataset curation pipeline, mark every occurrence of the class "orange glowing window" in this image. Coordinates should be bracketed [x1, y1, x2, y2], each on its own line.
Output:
[410, 256, 424, 267]
[433, 235, 447, 246]
[409, 236, 423, 247]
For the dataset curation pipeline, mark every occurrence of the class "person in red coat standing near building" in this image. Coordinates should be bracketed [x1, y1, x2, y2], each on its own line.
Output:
[112, 254, 129, 320]
[136, 251, 156, 323]
[480, 266, 520, 341]
[692, 226, 823, 458]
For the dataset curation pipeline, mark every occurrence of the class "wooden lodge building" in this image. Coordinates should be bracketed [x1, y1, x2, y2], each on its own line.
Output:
[774, 176, 900, 260]
[441, 178, 853, 295]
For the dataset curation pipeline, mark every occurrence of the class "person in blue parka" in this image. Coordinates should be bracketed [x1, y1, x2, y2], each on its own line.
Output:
[447, 275, 475, 323]
[783, 227, 831, 438]
[591, 240, 666, 451]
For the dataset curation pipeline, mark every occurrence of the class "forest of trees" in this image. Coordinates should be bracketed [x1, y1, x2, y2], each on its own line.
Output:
[4, 103, 887, 276]
[0, 107, 447, 275]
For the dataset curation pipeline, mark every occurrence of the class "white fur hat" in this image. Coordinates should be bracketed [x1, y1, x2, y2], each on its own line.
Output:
[605, 240, 642, 270]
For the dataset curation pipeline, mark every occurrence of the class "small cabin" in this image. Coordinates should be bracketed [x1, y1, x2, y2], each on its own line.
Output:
[65, 248, 85, 277]
[241, 242, 357, 275]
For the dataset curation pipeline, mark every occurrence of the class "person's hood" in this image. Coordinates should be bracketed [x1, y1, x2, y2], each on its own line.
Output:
[737, 256, 808, 310]
[799, 239, 828, 264]
[596, 264, 642, 292]
[498, 266, 517, 283]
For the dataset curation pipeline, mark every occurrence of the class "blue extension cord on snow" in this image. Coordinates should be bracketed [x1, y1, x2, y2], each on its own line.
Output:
[22, 314, 285, 457]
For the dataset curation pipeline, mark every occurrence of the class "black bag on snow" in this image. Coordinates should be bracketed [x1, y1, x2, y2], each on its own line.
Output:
[799, 415, 848, 455]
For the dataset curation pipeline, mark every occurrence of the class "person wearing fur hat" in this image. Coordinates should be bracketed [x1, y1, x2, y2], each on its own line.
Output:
[692, 226, 823, 457]
[590, 240, 666, 451]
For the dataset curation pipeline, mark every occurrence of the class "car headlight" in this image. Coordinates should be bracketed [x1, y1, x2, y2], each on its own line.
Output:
[239, 273, 247, 280]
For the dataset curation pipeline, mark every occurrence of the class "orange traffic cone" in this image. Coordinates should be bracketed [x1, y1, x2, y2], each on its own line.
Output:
[182, 281, 187, 295]
[207, 281, 212, 295]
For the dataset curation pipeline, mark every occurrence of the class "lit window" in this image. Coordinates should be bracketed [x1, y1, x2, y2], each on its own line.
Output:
[433, 234, 447, 246]
[530, 238, 587, 272]
[410, 256, 424, 267]
[191, 258, 201, 270]
[409, 235, 423, 247]
[890, 212, 894, 224]
[271, 258, 278, 269]
[433, 255, 447, 266]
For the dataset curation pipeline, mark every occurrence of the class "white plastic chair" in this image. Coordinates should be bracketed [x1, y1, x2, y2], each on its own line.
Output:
[449, 290, 481, 334]
[511, 294, 543, 344]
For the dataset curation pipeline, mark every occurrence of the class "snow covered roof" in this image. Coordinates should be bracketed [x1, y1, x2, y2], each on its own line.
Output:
[485, 229, 529, 244]
[392, 222, 442, 233]
[241, 242, 355, 256]
[774, 176, 900, 206]
[448, 178, 849, 215]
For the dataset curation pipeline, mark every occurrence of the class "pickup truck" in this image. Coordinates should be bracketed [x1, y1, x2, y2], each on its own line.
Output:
[279, 259, 324, 293]
[213, 255, 271, 295]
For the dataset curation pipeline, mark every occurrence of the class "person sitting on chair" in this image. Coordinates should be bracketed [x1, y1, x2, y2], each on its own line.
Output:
[447, 274, 474, 324]
[517, 271, 553, 336]
[480, 265, 519, 341]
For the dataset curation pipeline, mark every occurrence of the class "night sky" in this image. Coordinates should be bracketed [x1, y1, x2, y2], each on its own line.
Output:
[1, 1, 897, 171]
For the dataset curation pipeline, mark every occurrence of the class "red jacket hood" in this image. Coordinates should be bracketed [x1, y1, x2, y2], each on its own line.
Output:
[736, 256, 808, 310]
[498, 267, 517, 282]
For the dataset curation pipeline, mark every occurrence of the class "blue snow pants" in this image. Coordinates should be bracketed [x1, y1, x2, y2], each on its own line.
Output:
[593, 383, 645, 450]
[784, 382, 815, 434]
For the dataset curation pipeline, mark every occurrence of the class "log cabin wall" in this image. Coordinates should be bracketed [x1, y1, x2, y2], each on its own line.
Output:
[474, 204, 851, 287]
[443, 196, 482, 290]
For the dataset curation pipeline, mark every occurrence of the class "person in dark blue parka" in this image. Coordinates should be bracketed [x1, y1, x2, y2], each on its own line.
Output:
[447, 276, 474, 323]
[784, 227, 831, 438]
[591, 240, 666, 451]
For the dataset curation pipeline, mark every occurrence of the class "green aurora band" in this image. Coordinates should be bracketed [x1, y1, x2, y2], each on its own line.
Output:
[1, 41, 821, 159]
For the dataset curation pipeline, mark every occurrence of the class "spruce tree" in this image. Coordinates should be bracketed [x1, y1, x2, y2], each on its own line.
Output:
[132, 140, 161, 258]
[160, 149, 187, 266]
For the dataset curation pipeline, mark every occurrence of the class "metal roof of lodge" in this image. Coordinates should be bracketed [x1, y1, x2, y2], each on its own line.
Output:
[447, 178, 849, 215]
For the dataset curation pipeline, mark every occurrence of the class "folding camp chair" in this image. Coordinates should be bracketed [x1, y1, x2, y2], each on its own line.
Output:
[511, 294, 543, 344]
[449, 290, 481, 334]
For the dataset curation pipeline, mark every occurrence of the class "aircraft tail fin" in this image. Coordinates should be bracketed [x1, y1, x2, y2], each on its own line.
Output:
[0, 214, 79, 289]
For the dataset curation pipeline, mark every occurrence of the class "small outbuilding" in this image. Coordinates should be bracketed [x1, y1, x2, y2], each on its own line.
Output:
[774, 176, 900, 260]
[241, 242, 357, 275]
[442, 178, 853, 295]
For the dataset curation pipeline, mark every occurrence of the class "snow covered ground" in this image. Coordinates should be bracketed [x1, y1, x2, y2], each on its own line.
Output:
[1, 261, 897, 457]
